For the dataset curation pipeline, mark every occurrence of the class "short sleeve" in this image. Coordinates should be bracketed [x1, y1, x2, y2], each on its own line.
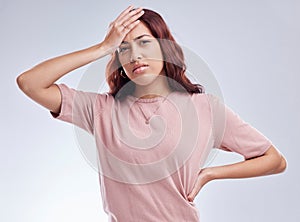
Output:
[208, 94, 272, 159]
[51, 84, 101, 135]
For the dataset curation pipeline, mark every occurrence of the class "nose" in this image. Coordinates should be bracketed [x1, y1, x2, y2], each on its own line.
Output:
[130, 44, 142, 63]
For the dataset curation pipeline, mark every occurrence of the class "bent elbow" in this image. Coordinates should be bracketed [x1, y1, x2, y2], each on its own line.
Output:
[16, 73, 28, 92]
[276, 155, 287, 174]
[265, 145, 287, 175]
[17, 72, 36, 94]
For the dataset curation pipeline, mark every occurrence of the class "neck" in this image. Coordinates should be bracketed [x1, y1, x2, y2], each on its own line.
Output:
[133, 75, 172, 99]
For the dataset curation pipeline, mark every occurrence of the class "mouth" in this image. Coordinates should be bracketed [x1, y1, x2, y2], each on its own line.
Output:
[132, 64, 149, 74]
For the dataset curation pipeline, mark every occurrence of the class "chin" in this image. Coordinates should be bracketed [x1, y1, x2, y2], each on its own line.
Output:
[131, 73, 160, 86]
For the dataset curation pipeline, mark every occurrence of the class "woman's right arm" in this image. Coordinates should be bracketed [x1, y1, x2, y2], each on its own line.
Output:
[16, 6, 144, 114]
[16, 43, 107, 114]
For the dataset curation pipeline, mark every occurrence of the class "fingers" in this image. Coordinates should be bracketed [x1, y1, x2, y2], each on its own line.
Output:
[119, 7, 144, 27]
[115, 5, 135, 22]
[187, 174, 199, 201]
[123, 20, 140, 33]
[187, 188, 198, 202]
[122, 9, 144, 30]
[187, 169, 206, 202]
[103, 6, 144, 53]
[112, 6, 144, 33]
[188, 183, 203, 201]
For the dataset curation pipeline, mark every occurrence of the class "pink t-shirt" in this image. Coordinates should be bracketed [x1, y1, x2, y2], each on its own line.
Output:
[52, 84, 272, 222]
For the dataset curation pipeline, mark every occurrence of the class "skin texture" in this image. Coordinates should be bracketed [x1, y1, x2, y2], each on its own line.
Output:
[16, 5, 287, 204]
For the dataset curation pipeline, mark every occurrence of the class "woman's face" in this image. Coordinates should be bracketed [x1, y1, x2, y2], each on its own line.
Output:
[117, 22, 165, 86]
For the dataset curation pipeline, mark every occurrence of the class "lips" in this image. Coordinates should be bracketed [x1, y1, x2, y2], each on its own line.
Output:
[132, 63, 149, 74]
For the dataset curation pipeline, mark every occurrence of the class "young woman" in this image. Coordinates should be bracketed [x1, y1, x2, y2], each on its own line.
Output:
[17, 6, 286, 222]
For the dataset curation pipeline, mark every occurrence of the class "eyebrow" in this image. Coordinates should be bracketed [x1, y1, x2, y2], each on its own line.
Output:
[121, 34, 152, 44]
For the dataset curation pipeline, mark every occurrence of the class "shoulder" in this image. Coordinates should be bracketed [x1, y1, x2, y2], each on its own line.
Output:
[57, 83, 115, 110]
[166, 91, 212, 114]
[190, 92, 213, 106]
[190, 93, 227, 119]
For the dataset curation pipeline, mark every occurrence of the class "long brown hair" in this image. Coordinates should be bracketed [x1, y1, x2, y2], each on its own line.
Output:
[106, 8, 204, 99]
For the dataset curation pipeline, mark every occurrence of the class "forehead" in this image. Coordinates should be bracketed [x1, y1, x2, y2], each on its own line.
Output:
[123, 22, 154, 42]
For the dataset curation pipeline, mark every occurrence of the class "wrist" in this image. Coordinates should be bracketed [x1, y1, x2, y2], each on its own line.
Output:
[97, 41, 117, 58]
[87, 42, 113, 61]
[201, 167, 217, 183]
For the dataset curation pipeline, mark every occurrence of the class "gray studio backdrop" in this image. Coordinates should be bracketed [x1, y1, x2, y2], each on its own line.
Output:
[1, 0, 299, 221]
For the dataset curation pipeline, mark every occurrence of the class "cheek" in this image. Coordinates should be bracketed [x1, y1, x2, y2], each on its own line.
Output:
[148, 60, 164, 75]
[145, 44, 164, 61]
[146, 45, 164, 74]
[121, 62, 132, 75]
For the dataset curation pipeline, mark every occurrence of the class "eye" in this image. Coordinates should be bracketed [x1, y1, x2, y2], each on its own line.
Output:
[140, 40, 151, 45]
[118, 45, 130, 53]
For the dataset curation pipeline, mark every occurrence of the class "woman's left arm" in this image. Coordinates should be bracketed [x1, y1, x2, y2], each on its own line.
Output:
[187, 145, 287, 202]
